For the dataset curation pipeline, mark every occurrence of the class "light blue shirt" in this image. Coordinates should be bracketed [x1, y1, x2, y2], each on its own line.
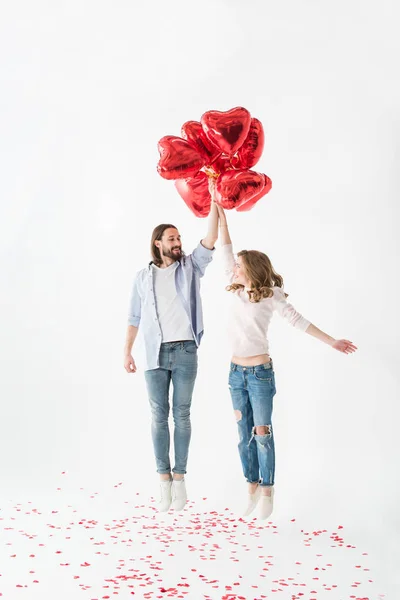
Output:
[128, 241, 215, 371]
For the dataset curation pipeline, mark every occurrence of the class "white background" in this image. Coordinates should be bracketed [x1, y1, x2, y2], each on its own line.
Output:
[1, 0, 399, 595]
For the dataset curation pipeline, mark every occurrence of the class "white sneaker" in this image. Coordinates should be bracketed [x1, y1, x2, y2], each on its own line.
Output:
[158, 479, 172, 512]
[170, 478, 187, 511]
[243, 484, 262, 517]
[259, 487, 274, 520]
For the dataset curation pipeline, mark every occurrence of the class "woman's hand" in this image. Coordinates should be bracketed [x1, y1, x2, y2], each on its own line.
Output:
[215, 200, 231, 245]
[305, 324, 358, 355]
[207, 175, 231, 243]
[208, 176, 216, 201]
[331, 339, 358, 354]
[216, 202, 227, 224]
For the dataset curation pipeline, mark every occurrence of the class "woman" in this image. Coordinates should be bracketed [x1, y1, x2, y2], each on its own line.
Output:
[214, 194, 357, 520]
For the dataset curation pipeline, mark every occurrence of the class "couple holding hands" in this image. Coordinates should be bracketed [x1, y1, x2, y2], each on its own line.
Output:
[124, 180, 357, 519]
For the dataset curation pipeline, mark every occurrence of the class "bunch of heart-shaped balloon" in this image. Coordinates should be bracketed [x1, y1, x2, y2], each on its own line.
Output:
[157, 106, 272, 217]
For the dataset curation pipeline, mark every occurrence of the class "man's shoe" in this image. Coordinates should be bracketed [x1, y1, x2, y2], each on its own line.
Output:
[158, 479, 172, 512]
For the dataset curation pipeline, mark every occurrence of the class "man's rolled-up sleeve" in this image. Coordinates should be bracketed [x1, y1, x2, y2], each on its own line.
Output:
[127, 273, 142, 327]
[191, 241, 215, 277]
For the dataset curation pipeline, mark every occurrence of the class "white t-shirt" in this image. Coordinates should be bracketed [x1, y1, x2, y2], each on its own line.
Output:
[220, 244, 311, 357]
[152, 262, 194, 343]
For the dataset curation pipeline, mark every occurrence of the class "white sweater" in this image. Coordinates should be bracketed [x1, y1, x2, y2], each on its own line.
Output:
[220, 244, 310, 357]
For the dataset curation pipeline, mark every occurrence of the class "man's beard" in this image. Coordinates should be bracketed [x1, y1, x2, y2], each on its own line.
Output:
[161, 245, 184, 261]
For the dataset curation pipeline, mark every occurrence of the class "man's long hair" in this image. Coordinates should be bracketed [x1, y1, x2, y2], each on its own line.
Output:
[150, 224, 186, 266]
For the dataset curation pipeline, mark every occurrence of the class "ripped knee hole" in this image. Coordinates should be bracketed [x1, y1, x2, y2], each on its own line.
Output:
[234, 410, 242, 422]
[255, 425, 271, 436]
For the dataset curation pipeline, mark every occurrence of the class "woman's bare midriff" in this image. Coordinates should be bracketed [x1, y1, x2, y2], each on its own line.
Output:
[231, 353, 271, 367]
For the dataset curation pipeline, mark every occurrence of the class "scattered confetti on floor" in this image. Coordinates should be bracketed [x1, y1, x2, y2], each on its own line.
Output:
[0, 476, 388, 600]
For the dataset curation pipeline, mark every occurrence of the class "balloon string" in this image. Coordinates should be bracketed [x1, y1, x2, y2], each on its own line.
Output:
[204, 167, 219, 179]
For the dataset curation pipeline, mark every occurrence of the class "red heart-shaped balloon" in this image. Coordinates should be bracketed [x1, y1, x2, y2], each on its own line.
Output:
[175, 172, 211, 218]
[232, 118, 265, 170]
[157, 136, 206, 180]
[201, 107, 251, 156]
[181, 121, 221, 165]
[236, 175, 272, 212]
[215, 170, 266, 210]
[210, 154, 235, 175]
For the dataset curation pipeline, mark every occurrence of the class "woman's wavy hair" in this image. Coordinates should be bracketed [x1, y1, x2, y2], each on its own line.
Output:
[226, 249, 288, 302]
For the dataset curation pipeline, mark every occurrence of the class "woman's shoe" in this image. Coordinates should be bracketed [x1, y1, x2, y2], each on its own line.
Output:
[243, 484, 262, 517]
[258, 486, 274, 520]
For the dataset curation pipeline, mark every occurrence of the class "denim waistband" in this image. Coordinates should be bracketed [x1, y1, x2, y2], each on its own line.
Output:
[161, 340, 195, 347]
[230, 360, 273, 373]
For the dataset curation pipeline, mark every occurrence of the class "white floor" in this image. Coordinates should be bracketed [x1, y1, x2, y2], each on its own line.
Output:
[0, 476, 394, 600]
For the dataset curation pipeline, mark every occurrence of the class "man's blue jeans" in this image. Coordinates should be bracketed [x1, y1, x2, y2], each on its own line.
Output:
[228, 361, 277, 487]
[144, 341, 198, 474]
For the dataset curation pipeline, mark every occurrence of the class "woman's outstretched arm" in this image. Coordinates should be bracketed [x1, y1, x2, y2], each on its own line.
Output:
[305, 323, 357, 354]
[274, 277, 358, 356]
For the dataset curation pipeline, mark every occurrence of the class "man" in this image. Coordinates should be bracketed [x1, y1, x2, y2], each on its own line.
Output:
[124, 201, 218, 512]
